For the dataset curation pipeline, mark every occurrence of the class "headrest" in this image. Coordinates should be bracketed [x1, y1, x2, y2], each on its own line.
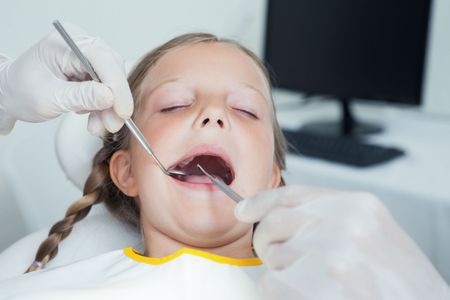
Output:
[55, 113, 103, 190]
[0, 212, 141, 281]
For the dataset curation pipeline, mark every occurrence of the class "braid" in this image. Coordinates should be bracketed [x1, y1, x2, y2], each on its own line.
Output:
[24, 192, 99, 273]
[24, 146, 111, 273]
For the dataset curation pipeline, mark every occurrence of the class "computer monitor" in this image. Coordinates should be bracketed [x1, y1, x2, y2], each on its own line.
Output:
[264, 0, 432, 136]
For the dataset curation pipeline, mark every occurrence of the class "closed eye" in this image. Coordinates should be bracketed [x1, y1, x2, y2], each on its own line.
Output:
[234, 108, 258, 119]
[160, 105, 189, 113]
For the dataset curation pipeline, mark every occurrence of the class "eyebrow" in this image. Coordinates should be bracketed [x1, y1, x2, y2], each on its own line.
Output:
[144, 78, 269, 103]
[144, 77, 182, 99]
[237, 82, 270, 103]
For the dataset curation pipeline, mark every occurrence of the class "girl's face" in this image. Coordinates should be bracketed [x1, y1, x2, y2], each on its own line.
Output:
[111, 43, 280, 255]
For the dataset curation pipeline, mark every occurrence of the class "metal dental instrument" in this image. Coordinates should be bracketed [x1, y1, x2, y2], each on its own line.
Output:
[52, 20, 186, 177]
[196, 164, 243, 203]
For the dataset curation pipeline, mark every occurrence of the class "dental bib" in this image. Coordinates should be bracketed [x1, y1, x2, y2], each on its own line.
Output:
[0, 247, 265, 300]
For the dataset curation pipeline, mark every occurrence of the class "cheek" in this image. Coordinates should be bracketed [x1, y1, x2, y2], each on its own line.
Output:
[140, 115, 188, 155]
[236, 122, 276, 193]
[128, 117, 188, 209]
[129, 144, 164, 196]
[129, 143, 178, 224]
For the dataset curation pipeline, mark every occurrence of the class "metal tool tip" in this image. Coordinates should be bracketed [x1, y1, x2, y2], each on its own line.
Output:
[197, 164, 212, 178]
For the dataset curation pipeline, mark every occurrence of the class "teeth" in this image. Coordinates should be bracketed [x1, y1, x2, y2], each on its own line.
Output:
[177, 156, 195, 168]
[172, 153, 234, 186]
[184, 175, 213, 184]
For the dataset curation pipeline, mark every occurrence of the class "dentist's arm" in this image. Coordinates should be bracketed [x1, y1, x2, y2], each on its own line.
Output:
[0, 23, 133, 135]
[235, 185, 450, 300]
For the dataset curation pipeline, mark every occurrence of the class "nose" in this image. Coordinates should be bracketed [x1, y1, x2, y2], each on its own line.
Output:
[194, 101, 230, 130]
[201, 117, 224, 128]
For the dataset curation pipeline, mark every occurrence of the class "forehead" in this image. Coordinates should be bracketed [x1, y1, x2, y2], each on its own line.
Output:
[140, 42, 270, 100]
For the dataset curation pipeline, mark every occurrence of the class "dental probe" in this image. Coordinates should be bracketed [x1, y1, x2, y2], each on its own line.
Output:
[197, 164, 244, 203]
[52, 20, 186, 177]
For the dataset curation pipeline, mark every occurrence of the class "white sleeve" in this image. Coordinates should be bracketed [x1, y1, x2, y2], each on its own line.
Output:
[0, 52, 16, 135]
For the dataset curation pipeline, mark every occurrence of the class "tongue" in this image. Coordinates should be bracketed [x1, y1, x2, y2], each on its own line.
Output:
[182, 174, 225, 184]
[183, 175, 212, 184]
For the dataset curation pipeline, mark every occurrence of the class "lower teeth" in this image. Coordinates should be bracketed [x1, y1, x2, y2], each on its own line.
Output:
[184, 175, 212, 184]
[182, 175, 224, 184]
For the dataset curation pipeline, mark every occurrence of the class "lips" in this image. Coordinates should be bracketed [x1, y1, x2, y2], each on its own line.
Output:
[169, 144, 235, 185]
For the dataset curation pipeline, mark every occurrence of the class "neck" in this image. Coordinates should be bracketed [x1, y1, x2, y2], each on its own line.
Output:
[141, 224, 256, 259]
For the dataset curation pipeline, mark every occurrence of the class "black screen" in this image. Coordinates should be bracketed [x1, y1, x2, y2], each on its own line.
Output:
[264, 0, 431, 105]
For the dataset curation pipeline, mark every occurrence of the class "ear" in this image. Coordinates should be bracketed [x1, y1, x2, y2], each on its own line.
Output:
[109, 150, 138, 197]
[269, 164, 282, 188]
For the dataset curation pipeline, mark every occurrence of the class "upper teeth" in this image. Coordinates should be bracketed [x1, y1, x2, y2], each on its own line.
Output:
[177, 156, 195, 168]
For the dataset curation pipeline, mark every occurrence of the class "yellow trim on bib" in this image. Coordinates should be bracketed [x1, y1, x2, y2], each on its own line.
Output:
[124, 247, 262, 266]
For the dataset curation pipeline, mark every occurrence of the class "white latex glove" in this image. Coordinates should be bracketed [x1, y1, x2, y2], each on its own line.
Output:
[0, 23, 133, 135]
[234, 185, 450, 300]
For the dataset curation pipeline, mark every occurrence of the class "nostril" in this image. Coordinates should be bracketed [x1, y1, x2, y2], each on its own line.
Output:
[200, 117, 224, 128]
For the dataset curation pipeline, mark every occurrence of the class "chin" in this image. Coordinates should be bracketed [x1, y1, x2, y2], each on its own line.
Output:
[174, 214, 249, 245]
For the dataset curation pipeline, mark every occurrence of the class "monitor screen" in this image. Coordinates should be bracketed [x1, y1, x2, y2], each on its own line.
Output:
[264, 0, 432, 105]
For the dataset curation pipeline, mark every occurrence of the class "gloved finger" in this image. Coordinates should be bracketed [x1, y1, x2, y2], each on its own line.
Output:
[45, 22, 92, 81]
[253, 206, 319, 269]
[87, 111, 106, 136]
[100, 108, 125, 133]
[57, 80, 115, 113]
[253, 206, 305, 256]
[89, 108, 131, 135]
[265, 215, 374, 272]
[235, 185, 329, 223]
[259, 219, 329, 271]
[82, 41, 134, 120]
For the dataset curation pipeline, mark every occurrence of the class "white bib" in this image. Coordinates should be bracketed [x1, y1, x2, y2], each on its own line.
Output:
[0, 247, 266, 300]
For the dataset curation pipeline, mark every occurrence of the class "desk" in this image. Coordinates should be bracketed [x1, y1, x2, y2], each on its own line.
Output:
[274, 90, 450, 282]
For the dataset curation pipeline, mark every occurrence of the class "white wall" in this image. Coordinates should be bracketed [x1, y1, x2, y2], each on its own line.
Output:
[423, 0, 450, 116]
[0, 0, 267, 66]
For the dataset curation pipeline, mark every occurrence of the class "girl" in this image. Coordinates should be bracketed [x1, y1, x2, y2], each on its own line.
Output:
[0, 32, 448, 300]
[0, 33, 286, 299]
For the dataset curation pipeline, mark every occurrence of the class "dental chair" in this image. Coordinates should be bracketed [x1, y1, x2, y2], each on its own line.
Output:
[0, 113, 141, 282]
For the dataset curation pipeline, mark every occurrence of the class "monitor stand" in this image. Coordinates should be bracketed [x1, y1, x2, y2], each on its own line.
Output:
[300, 98, 383, 137]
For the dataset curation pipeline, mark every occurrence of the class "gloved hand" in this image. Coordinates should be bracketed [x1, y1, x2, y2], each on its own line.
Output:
[0, 23, 133, 135]
[235, 185, 450, 300]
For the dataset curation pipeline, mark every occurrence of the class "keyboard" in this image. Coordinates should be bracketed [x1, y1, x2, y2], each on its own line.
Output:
[282, 129, 405, 167]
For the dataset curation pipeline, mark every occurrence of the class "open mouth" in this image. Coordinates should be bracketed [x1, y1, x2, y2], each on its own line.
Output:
[170, 154, 235, 185]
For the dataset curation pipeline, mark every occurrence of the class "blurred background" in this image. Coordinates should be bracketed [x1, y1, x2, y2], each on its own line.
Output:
[0, 0, 449, 282]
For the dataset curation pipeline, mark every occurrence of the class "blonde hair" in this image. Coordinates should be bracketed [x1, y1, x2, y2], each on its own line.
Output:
[25, 33, 287, 273]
